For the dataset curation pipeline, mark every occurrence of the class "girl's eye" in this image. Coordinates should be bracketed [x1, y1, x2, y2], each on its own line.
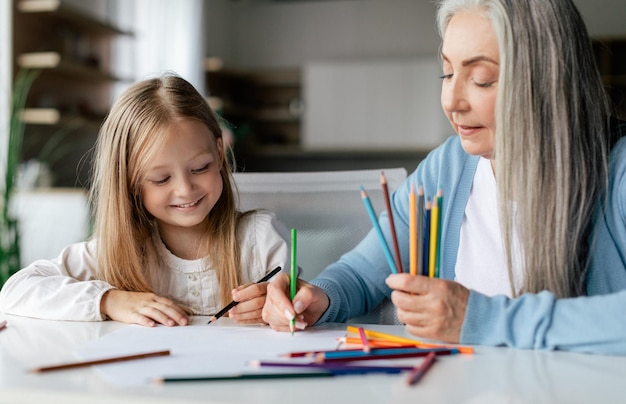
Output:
[440, 73, 453, 80]
[192, 163, 210, 174]
[150, 177, 170, 185]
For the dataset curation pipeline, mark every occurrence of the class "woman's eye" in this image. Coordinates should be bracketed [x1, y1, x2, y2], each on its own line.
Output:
[474, 79, 495, 88]
[440, 73, 453, 80]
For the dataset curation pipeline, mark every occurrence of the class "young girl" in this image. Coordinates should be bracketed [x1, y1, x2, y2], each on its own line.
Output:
[0, 74, 291, 327]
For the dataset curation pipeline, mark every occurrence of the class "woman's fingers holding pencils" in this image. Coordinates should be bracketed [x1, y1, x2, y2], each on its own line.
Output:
[229, 282, 269, 325]
[386, 274, 469, 344]
[100, 290, 189, 327]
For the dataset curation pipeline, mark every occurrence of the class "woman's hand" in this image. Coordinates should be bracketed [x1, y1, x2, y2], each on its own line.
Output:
[228, 282, 270, 324]
[262, 273, 330, 332]
[100, 289, 189, 327]
[386, 273, 469, 343]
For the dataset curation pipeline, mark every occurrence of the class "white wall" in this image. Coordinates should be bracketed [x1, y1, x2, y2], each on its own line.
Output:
[205, 0, 626, 69]
[203, 0, 626, 149]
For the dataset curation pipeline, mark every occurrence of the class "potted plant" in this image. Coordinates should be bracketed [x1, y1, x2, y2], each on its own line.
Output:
[0, 68, 39, 287]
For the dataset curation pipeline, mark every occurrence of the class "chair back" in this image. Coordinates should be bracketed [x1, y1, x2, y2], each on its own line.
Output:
[233, 168, 407, 325]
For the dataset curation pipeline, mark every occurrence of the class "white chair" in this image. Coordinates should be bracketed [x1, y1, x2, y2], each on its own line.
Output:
[233, 168, 407, 325]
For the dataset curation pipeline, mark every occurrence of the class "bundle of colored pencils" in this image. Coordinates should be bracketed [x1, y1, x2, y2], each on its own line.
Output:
[360, 172, 443, 278]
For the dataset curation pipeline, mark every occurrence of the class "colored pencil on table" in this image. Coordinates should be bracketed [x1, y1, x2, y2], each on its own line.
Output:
[154, 371, 334, 383]
[208, 266, 282, 324]
[358, 326, 371, 353]
[289, 228, 298, 334]
[423, 199, 431, 277]
[429, 193, 439, 278]
[381, 171, 403, 273]
[249, 360, 414, 374]
[409, 183, 417, 275]
[315, 347, 458, 363]
[345, 326, 475, 354]
[406, 351, 436, 386]
[359, 186, 398, 274]
[0, 320, 6, 332]
[434, 189, 443, 278]
[31, 350, 170, 373]
[417, 185, 425, 277]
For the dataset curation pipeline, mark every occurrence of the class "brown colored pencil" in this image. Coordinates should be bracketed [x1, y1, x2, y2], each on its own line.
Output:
[0, 320, 7, 332]
[381, 171, 403, 273]
[31, 349, 170, 373]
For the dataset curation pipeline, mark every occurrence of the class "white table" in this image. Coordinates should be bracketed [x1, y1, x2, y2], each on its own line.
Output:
[1, 313, 624, 404]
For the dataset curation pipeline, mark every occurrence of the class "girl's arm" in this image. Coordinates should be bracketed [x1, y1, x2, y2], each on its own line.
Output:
[0, 240, 115, 321]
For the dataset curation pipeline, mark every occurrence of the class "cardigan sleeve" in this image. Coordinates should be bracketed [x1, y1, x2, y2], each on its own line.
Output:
[0, 240, 114, 321]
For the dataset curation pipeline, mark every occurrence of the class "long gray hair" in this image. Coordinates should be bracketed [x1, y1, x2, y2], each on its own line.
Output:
[436, 0, 611, 298]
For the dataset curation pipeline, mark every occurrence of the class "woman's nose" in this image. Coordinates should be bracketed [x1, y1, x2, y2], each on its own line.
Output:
[441, 78, 468, 113]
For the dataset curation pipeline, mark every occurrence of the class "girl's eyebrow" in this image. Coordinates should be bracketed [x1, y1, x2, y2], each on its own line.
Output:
[440, 52, 499, 67]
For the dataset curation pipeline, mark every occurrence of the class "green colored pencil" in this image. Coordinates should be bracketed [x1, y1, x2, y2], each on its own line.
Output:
[290, 228, 297, 334]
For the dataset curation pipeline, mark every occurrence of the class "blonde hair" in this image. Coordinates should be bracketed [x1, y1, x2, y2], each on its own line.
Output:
[437, 0, 611, 298]
[89, 74, 246, 307]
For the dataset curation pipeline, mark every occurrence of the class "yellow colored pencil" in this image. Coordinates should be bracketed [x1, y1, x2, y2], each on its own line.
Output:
[428, 194, 439, 278]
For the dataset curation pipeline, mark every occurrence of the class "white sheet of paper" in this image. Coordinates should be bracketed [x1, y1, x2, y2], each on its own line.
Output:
[75, 320, 347, 387]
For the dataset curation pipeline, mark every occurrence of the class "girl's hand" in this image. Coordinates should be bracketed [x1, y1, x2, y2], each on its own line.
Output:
[228, 282, 269, 324]
[385, 273, 469, 343]
[261, 273, 330, 332]
[100, 289, 189, 327]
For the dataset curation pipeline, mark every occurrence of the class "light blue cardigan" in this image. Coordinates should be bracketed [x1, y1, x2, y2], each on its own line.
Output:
[313, 135, 626, 354]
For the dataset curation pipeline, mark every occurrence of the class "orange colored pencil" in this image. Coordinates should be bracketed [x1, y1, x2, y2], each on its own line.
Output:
[409, 183, 417, 275]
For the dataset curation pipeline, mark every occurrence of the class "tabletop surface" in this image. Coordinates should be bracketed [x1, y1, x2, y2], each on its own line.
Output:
[1, 313, 625, 404]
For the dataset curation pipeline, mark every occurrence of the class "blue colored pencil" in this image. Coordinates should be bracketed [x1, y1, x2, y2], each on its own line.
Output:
[422, 199, 431, 277]
[416, 185, 425, 277]
[359, 186, 398, 274]
[316, 347, 458, 363]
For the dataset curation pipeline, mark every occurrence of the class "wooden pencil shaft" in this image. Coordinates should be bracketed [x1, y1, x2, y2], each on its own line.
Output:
[381, 172, 403, 273]
[32, 350, 170, 373]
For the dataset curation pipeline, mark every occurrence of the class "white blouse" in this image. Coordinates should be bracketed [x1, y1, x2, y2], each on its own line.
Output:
[0, 211, 291, 320]
[454, 157, 523, 297]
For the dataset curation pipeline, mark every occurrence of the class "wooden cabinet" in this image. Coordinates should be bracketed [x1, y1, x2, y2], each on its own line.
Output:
[205, 64, 303, 154]
[12, 0, 131, 187]
[593, 37, 626, 119]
